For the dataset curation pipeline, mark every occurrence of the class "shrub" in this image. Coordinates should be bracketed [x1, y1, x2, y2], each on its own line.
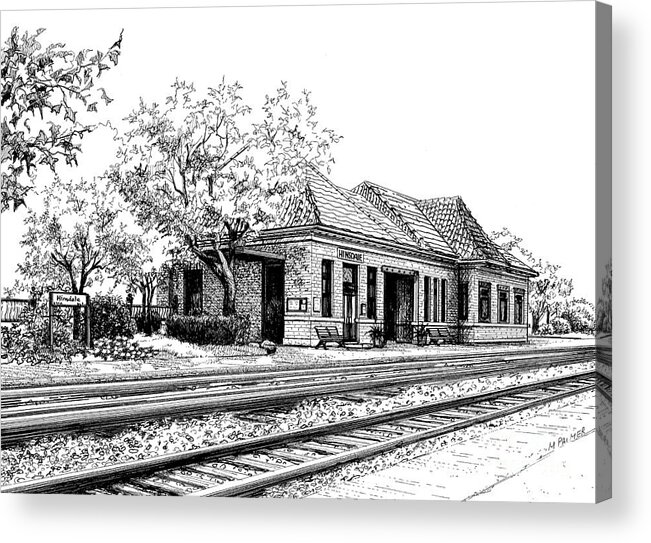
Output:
[90, 295, 136, 340]
[550, 317, 571, 335]
[135, 312, 163, 336]
[1, 304, 81, 365]
[537, 323, 554, 336]
[561, 298, 595, 334]
[166, 314, 251, 345]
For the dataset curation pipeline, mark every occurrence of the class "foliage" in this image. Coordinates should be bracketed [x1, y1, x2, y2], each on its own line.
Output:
[135, 312, 163, 336]
[595, 259, 612, 334]
[490, 227, 578, 334]
[90, 295, 136, 340]
[0, 303, 81, 365]
[550, 316, 571, 335]
[166, 314, 251, 345]
[537, 323, 553, 336]
[560, 297, 595, 334]
[84, 337, 154, 361]
[15, 173, 143, 300]
[366, 325, 386, 348]
[112, 79, 340, 316]
[1, 27, 123, 212]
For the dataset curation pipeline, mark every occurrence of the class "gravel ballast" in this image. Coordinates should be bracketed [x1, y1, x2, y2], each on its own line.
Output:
[1, 362, 593, 487]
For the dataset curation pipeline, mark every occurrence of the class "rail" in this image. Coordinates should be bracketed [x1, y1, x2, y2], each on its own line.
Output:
[0, 371, 598, 495]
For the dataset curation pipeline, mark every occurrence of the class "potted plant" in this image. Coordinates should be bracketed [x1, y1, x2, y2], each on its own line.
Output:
[366, 325, 386, 348]
[413, 324, 429, 346]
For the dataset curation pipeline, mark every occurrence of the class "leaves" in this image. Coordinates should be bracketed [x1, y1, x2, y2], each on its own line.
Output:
[16, 174, 144, 297]
[112, 79, 340, 301]
[490, 228, 583, 333]
[1, 27, 123, 212]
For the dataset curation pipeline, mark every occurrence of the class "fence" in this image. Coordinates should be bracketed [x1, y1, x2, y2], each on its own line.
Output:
[1, 298, 33, 323]
[129, 305, 173, 321]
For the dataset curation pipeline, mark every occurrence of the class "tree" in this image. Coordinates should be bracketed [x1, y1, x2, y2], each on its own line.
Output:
[113, 79, 340, 316]
[1, 27, 123, 212]
[118, 230, 176, 327]
[16, 174, 141, 309]
[490, 227, 576, 334]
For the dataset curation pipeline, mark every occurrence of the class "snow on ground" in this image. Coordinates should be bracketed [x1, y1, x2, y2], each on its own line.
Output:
[1, 335, 595, 387]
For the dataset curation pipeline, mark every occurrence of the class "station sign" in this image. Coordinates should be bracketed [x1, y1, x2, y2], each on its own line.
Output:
[48, 291, 91, 349]
[337, 247, 364, 263]
[51, 292, 88, 307]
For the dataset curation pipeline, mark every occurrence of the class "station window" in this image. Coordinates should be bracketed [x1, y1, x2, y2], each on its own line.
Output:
[441, 279, 447, 322]
[514, 288, 524, 325]
[479, 281, 491, 323]
[432, 278, 439, 322]
[458, 281, 469, 320]
[498, 286, 509, 323]
[321, 260, 333, 317]
[367, 267, 377, 319]
[424, 276, 431, 322]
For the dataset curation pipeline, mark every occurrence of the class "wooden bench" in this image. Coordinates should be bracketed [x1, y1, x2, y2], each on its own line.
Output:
[314, 326, 346, 349]
[414, 324, 453, 346]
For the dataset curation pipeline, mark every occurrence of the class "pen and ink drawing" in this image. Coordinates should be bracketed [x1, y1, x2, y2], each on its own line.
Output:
[0, 2, 611, 502]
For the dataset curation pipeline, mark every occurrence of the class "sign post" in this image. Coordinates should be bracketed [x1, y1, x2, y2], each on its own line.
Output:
[49, 292, 91, 349]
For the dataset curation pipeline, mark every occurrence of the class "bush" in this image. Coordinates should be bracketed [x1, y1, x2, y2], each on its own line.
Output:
[135, 312, 163, 336]
[550, 317, 571, 335]
[1, 304, 81, 365]
[537, 323, 554, 336]
[166, 314, 251, 345]
[90, 295, 136, 340]
[561, 298, 595, 334]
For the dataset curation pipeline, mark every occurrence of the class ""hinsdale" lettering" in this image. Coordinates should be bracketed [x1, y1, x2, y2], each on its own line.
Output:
[337, 248, 364, 263]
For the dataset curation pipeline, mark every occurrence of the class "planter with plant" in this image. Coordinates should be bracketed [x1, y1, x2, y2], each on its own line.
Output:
[366, 325, 386, 348]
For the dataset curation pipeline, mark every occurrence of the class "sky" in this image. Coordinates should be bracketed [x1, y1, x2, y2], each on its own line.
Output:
[1, 1, 597, 302]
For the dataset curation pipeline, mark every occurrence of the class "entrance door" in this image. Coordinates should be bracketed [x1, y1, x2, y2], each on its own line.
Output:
[183, 269, 203, 315]
[383, 272, 414, 342]
[342, 263, 358, 342]
[262, 262, 284, 343]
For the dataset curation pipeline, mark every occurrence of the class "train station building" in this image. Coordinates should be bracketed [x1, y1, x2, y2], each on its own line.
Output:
[159, 167, 537, 346]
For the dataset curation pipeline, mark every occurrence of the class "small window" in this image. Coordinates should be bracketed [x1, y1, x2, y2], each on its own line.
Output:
[367, 267, 377, 319]
[498, 286, 509, 323]
[479, 281, 491, 323]
[459, 281, 469, 321]
[432, 278, 439, 322]
[441, 279, 447, 322]
[514, 288, 524, 325]
[321, 260, 333, 317]
[424, 276, 431, 322]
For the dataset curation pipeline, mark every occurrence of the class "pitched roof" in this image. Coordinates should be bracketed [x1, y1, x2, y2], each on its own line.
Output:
[272, 167, 535, 275]
[352, 182, 455, 256]
[273, 168, 424, 250]
[417, 196, 507, 262]
[417, 196, 534, 273]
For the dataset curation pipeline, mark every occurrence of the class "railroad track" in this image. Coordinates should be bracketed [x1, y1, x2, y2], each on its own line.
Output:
[1, 371, 599, 495]
[1, 346, 595, 445]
